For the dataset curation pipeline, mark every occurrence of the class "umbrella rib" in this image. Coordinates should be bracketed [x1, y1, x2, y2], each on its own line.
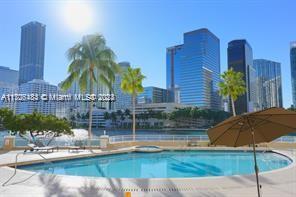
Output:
[248, 114, 272, 127]
[249, 115, 296, 131]
[247, 115, 273, 142]
[211, 120, 242, 145]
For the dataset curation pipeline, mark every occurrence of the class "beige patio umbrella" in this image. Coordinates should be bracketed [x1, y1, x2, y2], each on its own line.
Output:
[207, 107, 296, 197]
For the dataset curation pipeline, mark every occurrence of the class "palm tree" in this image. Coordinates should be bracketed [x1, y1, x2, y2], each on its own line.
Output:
[121, 67, 145, 140]
[61, 34, 117, 145]
[218, 68, 246, 116]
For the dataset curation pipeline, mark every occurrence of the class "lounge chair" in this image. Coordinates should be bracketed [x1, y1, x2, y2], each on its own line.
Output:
[68, 140, 86, 152]
[188, 138, 200, 147]
[25, 141, 58, 153]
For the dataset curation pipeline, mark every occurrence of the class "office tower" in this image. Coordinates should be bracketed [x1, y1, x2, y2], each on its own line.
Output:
[291, 42, 296, 107]
[19, 21, 46, 85]
[0, 66, 19, 111]
[253, 59, 283, 110]
[17, 79, 57, 115]
[137, 86, 174, 104]
[113, 62, 132, 110]
[166, 28, 221, 110]
[227, 39, 256, 115]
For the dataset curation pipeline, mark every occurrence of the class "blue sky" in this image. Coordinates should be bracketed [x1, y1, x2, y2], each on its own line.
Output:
[0, 0, 295, 107]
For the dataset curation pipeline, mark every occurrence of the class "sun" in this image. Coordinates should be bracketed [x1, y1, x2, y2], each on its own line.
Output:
[62, 1, 93, 33]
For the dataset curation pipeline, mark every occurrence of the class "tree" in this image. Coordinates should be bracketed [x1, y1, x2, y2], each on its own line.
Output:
[0, 109, 72, 144]
[218, 68, 246, 116]
[110, 112, 117, 127]
[103, 112, 110, 120]
[124, 109, 131, 119]
[121, 67, 145, 140]
[61, 34, 118, 145]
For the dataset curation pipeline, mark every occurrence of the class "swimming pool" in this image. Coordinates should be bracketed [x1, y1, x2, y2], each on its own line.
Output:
[19, 150, 292, 178]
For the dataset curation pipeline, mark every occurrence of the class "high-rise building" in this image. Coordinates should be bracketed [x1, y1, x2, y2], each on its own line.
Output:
[113, 62, 132, 110]
[227, 39, 256, 115]
[57, 68, 110, 119]
[17, 79, 57, 115]
[166, 28, 221, 110]
[253, 59, 283, 110]
[137, 86, 174, 104]
[0, 66, 19, 111]
[291, 42, 296, 107]
[19, 21, 46, 85]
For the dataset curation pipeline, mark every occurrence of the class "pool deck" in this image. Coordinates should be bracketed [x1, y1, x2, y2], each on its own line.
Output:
[0, 147, 295, 197]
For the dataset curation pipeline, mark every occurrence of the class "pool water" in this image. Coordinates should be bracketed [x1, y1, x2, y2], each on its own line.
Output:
[19, 150, 292, 178]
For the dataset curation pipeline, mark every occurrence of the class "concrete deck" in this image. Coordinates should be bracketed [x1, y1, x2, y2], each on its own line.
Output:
[0, 148, 295, 197]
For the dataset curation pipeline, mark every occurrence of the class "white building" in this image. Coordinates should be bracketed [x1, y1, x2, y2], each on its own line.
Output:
[74, 109, 106, 128]
[57, 72, 110, 118]
[17, 79, 57, 115]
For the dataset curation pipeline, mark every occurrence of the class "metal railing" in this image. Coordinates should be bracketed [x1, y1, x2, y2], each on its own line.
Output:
[109, 135, 296, 144]
[9, 137, 101, 148]
[0, 135, 295, 148]
[109, 135, 209, 143]
[274, 136, 296, 143]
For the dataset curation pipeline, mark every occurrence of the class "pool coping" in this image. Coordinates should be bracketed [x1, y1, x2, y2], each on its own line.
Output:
[0, 146, 286, 167]
[2, 147, 296, 180]
[0, 147, 295, 196]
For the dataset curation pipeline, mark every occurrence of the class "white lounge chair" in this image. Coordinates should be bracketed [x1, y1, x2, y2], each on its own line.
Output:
[25, 143, 57, 153]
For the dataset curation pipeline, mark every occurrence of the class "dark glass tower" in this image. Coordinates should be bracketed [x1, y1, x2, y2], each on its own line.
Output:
[291, 42, 296, 107]
[253, 59, 283, 110]
[227, 39, 255, 115]
[19, 21, 46, 85]
[166, 28, 221, 110]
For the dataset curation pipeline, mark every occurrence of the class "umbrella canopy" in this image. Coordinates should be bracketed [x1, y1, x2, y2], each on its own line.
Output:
[207, 107, 296, 197]
[208, 107, 296, 147]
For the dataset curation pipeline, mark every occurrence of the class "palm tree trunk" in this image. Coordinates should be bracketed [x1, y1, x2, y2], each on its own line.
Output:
[132, 95, 136, 141]
[109, 89, 112, 110]
[88, 80, 93, 147]
[231, 97, 236, 116]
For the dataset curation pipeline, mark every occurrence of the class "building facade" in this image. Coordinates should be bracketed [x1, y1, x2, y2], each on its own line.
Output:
[113, 62, 132, 110]
[0, 66, 19, 111]
[227, 39, 256, 115]
[137, 86, 174, 104]
[17, 79, 57, 115]
[19, 21, 46, 85]
[166, 28, 221, 110]
[253, 59, 283, 110]
[291, 42, 296, 107]
[57, 68, 110, 120]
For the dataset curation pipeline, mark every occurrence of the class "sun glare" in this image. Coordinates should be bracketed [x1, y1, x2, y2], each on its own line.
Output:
[62, 1, 93, 33]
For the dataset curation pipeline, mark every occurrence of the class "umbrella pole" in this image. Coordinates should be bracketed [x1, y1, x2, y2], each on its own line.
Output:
[251, 131, 261, 197]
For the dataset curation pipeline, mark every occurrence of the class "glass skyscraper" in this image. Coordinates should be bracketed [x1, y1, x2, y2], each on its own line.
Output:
[19, 21, 46, 85]
[113, 62, 132, 110]
[227, 39, 255, 115]
[291, 42, 296, 107]
[166, 28, 221, 110]
[137, 86, 174, 104]
[253, 59, 283, 110]
[0, 66, 18, 111]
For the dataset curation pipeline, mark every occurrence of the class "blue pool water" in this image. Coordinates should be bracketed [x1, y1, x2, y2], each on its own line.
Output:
[19, 151, 292, 178]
